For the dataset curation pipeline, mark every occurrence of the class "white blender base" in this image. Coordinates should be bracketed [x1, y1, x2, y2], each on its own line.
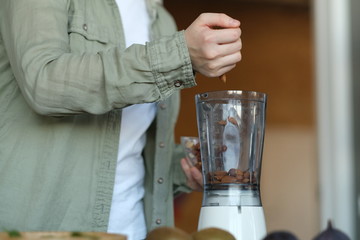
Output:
[198, 206, 266, 240]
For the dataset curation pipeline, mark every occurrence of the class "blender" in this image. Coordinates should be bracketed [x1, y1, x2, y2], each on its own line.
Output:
[195, 90, 267, 240]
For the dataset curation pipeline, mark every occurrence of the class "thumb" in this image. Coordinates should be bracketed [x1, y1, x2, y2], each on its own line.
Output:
[200, 13, 240, 29]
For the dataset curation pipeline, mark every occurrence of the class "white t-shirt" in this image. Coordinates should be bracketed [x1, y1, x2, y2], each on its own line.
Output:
[107, 1, 156, 240]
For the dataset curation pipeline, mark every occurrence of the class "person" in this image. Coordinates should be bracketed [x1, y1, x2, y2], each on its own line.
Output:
[0, 0, 242, 239]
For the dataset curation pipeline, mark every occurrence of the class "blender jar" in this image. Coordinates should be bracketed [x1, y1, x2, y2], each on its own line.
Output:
[195, 90, 267, 207]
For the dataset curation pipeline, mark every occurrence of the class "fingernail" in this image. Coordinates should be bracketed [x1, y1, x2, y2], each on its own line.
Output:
[231, 19, 240, 25]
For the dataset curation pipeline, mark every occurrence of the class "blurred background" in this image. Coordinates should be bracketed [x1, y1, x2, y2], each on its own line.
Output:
[162, 0, 360, 239]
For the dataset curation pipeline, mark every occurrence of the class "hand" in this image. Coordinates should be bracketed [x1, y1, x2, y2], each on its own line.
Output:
[180, 158, 203, 191]
[184, 13, 242, 78]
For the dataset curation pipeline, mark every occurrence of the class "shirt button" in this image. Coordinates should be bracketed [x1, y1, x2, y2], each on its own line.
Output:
[157, 178, 164, 184]
[83, 24, 88, 31]
[155, 219, 162, 225]
[159, 142, 165, 148]
[159, 103, 166, 110]
[174, 80, 183, 88]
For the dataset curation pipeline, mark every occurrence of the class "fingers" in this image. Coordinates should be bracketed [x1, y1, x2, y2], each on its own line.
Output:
[180, 158, 203, 191]
[200, 51, 241, 77]
[212, 28, 242, 45]
[190, 167, 203, 187]
[217, 39, 242, 56]
[216, 64, 237, 78]
[185, 12, 242, 78]
[218, 50, 242, 68]
[181, 158, 192, 179]
[198, 13, 240, 29]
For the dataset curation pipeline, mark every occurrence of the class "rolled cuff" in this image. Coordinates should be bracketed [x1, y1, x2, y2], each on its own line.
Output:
[147, 30, 196, 99]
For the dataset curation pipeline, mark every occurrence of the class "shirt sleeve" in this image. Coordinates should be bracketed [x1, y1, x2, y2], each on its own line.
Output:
[0, 0, 196, 116]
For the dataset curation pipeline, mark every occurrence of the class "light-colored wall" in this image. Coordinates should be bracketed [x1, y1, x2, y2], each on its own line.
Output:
[313, 0, 355, 237]
[261, 127, 318, 239]
[352, 0, 360, 234]
[164, 1, 319, 239]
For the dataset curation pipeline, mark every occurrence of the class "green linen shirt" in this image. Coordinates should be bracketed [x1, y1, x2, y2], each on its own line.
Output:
[0, 0, 196, 233]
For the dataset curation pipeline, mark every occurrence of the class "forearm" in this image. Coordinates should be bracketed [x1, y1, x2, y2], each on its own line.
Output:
[1, 0, 195, 116]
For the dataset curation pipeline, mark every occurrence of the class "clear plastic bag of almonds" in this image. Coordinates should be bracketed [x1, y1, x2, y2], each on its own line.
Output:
[181, 136, 202, 171]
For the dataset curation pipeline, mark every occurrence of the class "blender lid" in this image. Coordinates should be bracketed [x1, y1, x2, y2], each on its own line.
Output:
[195, 90, 267, 103]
